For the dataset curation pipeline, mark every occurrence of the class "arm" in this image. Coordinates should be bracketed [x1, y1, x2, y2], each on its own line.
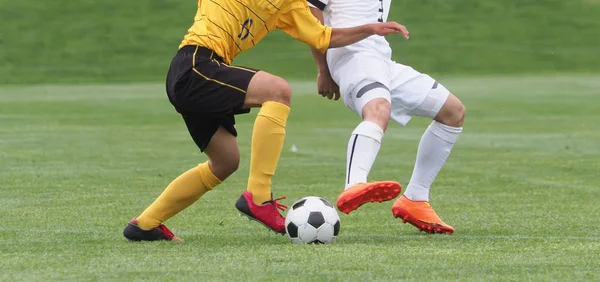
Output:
[308, 7, 340, 100]
[330, 25, 378, 48]
[277, 4, 409, 53]
[308, 7, 329, 75]
[330, 23, 409, 48]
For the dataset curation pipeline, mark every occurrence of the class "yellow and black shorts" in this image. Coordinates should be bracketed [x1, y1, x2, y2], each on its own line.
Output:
[166, 45, 258, 151]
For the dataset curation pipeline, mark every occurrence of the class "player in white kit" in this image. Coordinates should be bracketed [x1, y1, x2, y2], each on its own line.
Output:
[307, 0, 466, 234]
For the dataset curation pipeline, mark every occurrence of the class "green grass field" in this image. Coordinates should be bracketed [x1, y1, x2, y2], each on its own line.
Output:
[1, 75, 599, 281]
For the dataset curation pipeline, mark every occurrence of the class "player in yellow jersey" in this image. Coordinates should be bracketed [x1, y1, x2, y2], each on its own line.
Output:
[123, 0, 409, 241]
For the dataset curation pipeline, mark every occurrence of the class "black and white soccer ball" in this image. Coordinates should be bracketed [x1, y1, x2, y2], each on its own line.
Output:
[285, 196, 340, 244]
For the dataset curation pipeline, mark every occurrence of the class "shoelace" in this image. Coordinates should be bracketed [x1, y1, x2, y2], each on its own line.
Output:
[268, 196, 288, 211]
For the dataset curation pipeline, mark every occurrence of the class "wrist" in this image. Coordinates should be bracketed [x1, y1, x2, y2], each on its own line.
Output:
[366, 24, 377, 35]
[317, 68, 330, 74]
[317, 67, 331, 75]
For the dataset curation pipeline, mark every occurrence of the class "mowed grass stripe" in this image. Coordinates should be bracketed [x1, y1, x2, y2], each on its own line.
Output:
[2, 74, 600, 101]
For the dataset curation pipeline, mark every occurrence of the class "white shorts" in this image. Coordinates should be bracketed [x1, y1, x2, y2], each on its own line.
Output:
[329, 52, 450, 126]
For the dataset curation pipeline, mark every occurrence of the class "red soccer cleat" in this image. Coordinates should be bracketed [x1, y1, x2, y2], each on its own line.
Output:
[235, 191, 287, 234]
[122, 218, 183, 242]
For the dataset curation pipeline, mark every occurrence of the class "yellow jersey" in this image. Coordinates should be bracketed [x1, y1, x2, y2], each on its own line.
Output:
[179, 0, 332, 64]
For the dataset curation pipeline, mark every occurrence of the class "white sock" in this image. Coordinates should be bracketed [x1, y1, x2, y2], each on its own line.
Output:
[345, 121, 384, 190]
[404, 121, 462, 201]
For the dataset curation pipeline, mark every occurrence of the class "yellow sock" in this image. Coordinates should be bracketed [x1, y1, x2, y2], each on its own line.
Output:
[247, 101, 291, 205]
[136, 162, 221, 230]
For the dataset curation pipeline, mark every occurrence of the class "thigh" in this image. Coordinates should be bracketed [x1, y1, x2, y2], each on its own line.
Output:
[181, 113, 238, 152]
[388, 64, 448, 125]
[349, 83, 392, 119]
[204, 126, 240, 180]
[409, 81, 450, 119]
[167, 47, 258, 116]
[330, 53, 392, 115]
[243, 70, 291, 108]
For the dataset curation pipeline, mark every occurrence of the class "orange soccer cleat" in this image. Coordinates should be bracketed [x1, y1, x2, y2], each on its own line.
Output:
[392, 195, 454, 234]
[336, 181, 402, 214]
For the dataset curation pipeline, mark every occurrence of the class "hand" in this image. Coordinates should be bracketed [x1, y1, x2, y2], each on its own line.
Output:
[371, 22, 410, 39]
[317, 71, 340, 100]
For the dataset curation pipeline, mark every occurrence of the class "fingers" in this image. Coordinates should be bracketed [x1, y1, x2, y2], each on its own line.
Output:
[334, 85, 340, 100]
[318, 89, 332, 99]
[380, 22, 409, 39]
[398, 24, 409, 39]
[317, 75, 340, 101]
[391, 23, 409, 38]
[318, 89, 339, 100]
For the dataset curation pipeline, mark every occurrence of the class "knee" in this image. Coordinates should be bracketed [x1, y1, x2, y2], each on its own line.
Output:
[245, 72, 292, 108]
[362, 98, 391, 130]
[456, 104, 466, 126]
[436, 93, 465, 127]
[268, 77, 292, 105]
[209, 154, 240, 180]
[449, 102, 466, 127]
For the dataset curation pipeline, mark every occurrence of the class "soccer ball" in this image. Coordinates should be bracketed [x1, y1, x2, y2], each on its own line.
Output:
[285, 196, 340, 244]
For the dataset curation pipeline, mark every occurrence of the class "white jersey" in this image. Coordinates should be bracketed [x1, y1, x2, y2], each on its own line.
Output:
[308, 0, 449, 127]
[307, 0, 393, 61]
